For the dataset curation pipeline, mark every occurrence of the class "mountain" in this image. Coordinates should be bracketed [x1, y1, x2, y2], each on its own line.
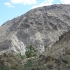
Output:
[0, 4, 70, 55]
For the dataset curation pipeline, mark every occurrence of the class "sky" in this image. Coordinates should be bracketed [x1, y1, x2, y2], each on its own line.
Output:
[0, 0, 70, 26]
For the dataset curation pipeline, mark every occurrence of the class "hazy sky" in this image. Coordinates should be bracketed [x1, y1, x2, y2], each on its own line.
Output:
[0, 0, 70, 25]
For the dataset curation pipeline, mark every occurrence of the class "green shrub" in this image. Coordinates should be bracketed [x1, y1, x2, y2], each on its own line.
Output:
[0, 63, 12, 70]
[25, 44, 37, 58]
[16, 53, 26, 59]
[24, 59, 33, 68]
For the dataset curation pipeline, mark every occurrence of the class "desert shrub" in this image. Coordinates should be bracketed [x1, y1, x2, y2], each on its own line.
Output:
[25, 44, 37, 58]
[47, 64, 53, 69]
[62, 59, 68, 64]
[24, 59, 33, 68]
[16, 53, 26, 59]
[0, 62, 12, 70]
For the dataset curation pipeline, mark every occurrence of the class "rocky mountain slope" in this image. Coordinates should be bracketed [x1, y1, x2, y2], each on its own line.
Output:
[37, 29, 70, 70]
[0, 4, 70, 55]
[0, 30, 70, 70]
[46, 30, 70, 57]
[21, 27, 70, 70]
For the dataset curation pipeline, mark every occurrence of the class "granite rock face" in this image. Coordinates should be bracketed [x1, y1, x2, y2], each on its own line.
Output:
[0, 4, 70, 54]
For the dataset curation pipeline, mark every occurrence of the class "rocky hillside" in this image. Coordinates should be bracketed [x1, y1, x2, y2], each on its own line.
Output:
[37, 30, 70, 70]
[22, 28, 70, 70]
[0, 30, 70, 70]
[0, 4, 70, 55]
[46, 30, 70, 57]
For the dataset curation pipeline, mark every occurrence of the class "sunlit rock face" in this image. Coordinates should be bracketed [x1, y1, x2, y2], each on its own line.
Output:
[0, 4, 70, 54]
